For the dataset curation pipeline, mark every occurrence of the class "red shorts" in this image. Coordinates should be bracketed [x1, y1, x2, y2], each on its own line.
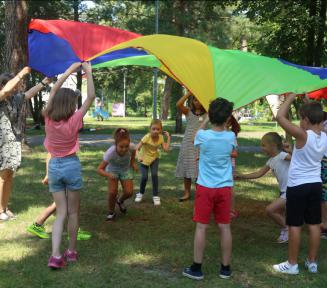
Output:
[193, 184, 232, 224]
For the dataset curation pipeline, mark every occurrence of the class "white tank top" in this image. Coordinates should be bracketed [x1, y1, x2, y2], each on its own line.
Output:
[287, 130, 327, 187]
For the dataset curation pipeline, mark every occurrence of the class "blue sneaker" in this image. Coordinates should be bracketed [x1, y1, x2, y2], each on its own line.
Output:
[182, 267, 204, 280]
[219, 265, 232, 279]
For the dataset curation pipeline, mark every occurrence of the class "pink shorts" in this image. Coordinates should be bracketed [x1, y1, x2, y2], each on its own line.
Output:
[193, 184, 232, 224]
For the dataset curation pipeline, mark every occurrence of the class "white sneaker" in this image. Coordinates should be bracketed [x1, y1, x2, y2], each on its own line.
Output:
[273, 261, 299, 275]
[153, 196, 161, 206]
[135, 193, 143, 203]
[0, 212, 9, 221]
[305, 259, 318, 273]
[277, 228, 288, 243]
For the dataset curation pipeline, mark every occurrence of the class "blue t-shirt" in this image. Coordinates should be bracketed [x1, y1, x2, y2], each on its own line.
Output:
[194, 129, 235, 188]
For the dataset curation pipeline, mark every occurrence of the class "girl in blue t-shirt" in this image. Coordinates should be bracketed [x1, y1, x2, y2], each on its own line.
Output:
[97, 128, 138, 221]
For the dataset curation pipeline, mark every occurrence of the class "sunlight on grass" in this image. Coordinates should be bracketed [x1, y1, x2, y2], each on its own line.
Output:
[0, 242, 39, 262]
[118, 252, 157, 265]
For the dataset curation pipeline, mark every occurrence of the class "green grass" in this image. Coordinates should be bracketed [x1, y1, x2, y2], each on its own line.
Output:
[1, 147, 327, 288]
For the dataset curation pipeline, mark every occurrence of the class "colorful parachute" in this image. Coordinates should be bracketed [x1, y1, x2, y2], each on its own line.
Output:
[28, 19, 327, 110]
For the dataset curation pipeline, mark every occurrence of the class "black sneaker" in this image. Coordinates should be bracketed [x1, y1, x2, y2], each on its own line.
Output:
[182, 267, 204, 280]
[219, 265, 231, 279]
[116, 200, 127, 214]
[106, 212, 116, 221]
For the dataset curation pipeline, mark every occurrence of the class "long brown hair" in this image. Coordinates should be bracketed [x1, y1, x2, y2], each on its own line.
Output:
[43, 88, 78, 121]
[113, 128, 130, 145]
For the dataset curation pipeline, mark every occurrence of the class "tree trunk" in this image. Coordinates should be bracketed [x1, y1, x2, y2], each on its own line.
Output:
[4, 0, 29, 148]
[314, 0, 326, 66]
[172, 0, 186, 133]
[306, 0, 317, 65]
[170, 81, 183, 133]
[161, 76, 173, 120]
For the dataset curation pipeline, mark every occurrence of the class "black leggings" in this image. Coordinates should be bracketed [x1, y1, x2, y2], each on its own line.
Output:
[139, 158, 159, 196]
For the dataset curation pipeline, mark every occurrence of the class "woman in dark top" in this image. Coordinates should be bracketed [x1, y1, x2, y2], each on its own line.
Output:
[0, 67, 51, 221]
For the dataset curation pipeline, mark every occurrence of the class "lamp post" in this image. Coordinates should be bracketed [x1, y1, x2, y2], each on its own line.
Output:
[153, 0, 159, 119]
[123, 67, 127, 117]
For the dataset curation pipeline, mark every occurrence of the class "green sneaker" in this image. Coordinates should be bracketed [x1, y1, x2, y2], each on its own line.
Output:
[68, 229, 92, 241]
[27, 223, 49, 239]
[77, 229, 92, 241]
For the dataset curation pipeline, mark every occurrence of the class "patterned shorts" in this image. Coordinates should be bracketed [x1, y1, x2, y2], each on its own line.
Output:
[322, 157, 327, 201]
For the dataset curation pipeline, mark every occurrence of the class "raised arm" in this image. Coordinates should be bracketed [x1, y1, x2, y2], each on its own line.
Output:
[162, 131, 171, 152]
[25, 77, 52, 100]
[49, 62, 81, 102]
[0, 67, 30, 101]
[79, 62, 95, 116]
[236, 165, 270, 180]
[176, 91, 191, 115]
[276, 93, 306, 148]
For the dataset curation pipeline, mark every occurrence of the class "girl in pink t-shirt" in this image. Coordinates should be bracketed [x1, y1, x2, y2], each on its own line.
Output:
[43, 62, 95, 269]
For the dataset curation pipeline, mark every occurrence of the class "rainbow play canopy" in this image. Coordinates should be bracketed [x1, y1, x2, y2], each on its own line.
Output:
[28, 19, 327, 110]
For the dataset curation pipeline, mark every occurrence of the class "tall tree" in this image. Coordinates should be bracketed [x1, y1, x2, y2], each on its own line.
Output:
[4, 0, 28, 74]
[4, 0, 29, 146]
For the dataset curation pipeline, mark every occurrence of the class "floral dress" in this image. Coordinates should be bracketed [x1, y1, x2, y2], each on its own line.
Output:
[0, 93, 25, 171]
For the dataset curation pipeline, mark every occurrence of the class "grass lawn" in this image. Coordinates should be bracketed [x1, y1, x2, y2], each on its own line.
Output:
[1, 146, 326, 288]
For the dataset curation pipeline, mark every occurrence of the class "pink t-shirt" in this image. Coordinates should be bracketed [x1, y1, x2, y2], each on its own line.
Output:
[44, 110, 83, 157]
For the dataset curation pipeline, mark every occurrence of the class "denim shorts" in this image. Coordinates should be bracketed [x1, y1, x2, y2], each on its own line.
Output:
[48, 155, 83, 192]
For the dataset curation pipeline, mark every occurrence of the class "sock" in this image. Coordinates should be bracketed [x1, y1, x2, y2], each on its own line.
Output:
[191, 262, 202, 272]
[221, 264, 230, 271]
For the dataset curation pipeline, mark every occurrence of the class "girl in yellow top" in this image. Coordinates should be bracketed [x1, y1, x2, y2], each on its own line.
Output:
[135, 119, 171, 205]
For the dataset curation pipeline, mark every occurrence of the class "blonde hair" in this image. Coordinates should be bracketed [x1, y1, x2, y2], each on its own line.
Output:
[43, 88, 78, 121]
[150, 119, 163, 130]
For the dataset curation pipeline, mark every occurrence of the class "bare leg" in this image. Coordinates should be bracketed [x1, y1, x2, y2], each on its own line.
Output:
[108, 178, 118, 213]
[321, 202, 327, 230]
[0, 169, 14, 212]
[51, 191, 67, 257]
[3, 170, 13, 210]
[218, 223, 232, 266]
[35, 202, 56, 225]
[307, 224, 321, 262]
[288, 226, 302, 264]
[119, 179, 133, 202]
[67, 190, 80, 252]
[266, 198, 286, 228]
[193, 223, 208, 263]
[180, 177, 191, 200]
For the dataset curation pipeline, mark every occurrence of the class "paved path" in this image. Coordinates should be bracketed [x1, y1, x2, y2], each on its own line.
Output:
[27, 133, 261, 152]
